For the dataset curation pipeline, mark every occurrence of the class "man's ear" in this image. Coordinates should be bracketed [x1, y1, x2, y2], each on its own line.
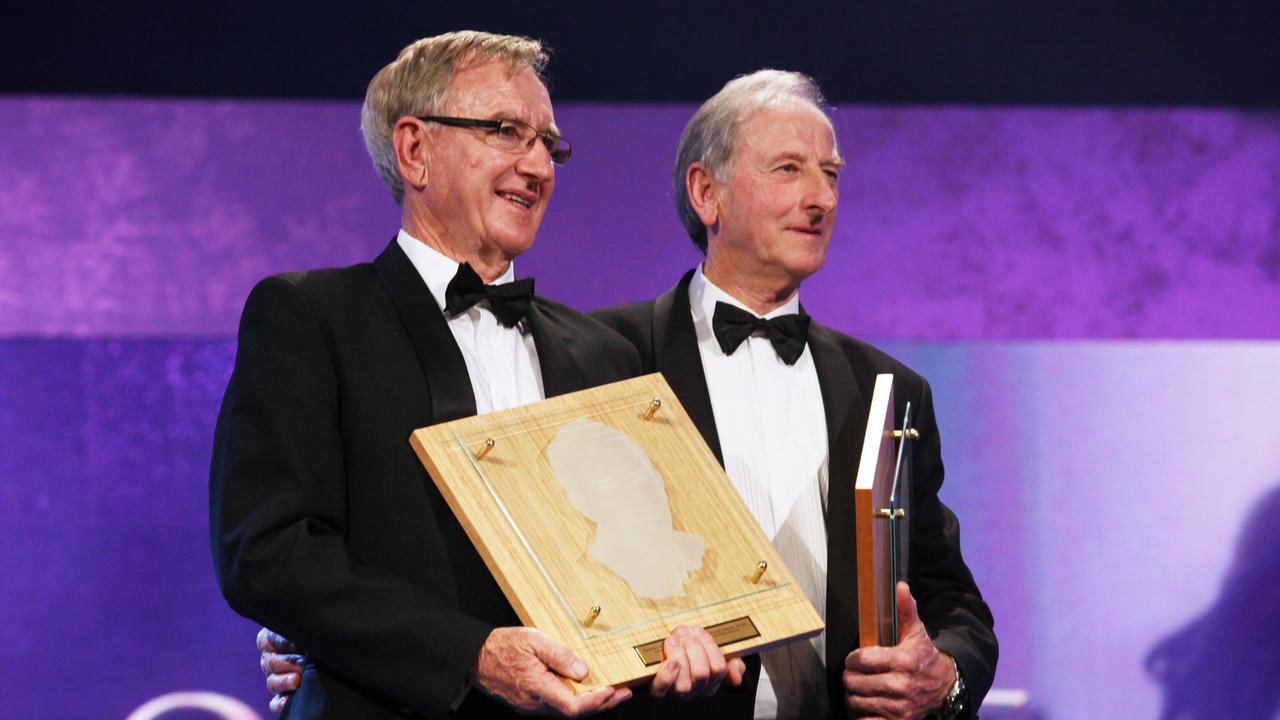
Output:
[393, 117, 429, 191]
[686, 162, 721, 230]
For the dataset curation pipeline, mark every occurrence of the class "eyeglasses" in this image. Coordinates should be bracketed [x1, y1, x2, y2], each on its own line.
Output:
[416, 115, 572, 165]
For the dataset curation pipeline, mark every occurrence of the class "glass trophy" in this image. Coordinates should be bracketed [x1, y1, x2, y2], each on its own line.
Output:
[854, 373, 914, 647]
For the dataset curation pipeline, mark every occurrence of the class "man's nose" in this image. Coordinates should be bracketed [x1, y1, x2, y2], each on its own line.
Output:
[806, 169, 837, 214]
[515, 140, 554, 182]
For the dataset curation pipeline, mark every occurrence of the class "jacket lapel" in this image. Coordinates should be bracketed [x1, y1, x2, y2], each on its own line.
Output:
[807, 321, 867, 679]
[373, 239, 478, 424]
[654, 270, 724, 465]
[808, 321, 860, 482]
[524, 300, 588, 398]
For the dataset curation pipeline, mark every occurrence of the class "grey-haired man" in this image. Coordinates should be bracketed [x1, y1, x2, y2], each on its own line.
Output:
[590, 70, 997, 720]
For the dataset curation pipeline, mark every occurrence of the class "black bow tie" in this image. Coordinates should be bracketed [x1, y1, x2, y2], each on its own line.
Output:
[711, 301, 811, 365]
[444, 262, 535, 328]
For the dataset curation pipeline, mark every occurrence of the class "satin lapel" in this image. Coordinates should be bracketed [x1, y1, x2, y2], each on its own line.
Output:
[808, 322, 860, 475]
[655, 270, 723, 465]
[807, 321, 866, 673]
[524, 300, 588, 398]
[372, 239, 477, 424]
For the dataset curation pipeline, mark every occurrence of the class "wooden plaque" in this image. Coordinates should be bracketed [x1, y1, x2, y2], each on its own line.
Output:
[853, 374, 913, 648]
[410, 373, 823, 690]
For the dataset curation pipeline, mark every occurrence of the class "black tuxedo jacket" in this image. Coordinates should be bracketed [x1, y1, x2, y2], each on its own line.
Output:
[210, 240, 640, 719]
[592, 270, 998, 719]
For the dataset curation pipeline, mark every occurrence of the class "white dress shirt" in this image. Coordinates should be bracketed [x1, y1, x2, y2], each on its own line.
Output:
[689, 266, 830, 720]
[396, 230, 544, 414]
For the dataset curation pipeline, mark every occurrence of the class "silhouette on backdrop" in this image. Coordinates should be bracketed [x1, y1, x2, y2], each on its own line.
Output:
[1146, 482, 1280, 720]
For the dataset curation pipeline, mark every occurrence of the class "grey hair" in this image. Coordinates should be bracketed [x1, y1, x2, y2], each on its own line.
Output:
[360, 31, 549, 206]
[673, 70, 831, 253]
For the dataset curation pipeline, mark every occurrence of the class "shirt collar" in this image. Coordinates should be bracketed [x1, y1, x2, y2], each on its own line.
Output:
[689, 264, 802, 332]
[396, 229, 517, 313]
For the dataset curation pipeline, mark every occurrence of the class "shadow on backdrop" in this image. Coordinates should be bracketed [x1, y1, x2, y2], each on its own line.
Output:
[1146, 483, 1280, 720]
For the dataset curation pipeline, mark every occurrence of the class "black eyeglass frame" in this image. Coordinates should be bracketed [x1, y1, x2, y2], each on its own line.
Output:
[416, 115, 572, 165]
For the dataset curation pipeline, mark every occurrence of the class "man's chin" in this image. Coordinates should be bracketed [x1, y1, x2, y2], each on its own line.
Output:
[780, 249, 827, 282]
[489, 233, 538, 260]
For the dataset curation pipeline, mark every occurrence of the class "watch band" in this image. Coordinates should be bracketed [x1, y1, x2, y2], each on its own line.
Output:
[935, 656, 967, 720]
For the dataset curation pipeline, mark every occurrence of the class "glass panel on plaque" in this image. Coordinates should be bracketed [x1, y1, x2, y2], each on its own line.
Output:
[411, 374, 823, 688]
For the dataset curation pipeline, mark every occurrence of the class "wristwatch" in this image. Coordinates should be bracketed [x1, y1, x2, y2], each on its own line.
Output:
[933, 657, 967, 720]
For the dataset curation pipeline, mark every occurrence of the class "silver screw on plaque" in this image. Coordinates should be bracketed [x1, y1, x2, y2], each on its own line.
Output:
[474, 438, 495, 460]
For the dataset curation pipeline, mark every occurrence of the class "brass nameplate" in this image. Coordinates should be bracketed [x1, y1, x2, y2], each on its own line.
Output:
[633, 616, 761, 666]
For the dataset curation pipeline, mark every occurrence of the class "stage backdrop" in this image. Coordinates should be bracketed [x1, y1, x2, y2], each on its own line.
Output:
[2, 98, 1278, 719]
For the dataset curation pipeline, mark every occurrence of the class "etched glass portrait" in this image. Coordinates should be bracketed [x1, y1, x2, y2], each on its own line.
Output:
[547, 418, 704, 599]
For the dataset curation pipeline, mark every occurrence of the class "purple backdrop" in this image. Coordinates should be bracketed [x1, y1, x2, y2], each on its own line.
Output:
[2, 99, 1277, 338]
[2, 97, 1279, 719]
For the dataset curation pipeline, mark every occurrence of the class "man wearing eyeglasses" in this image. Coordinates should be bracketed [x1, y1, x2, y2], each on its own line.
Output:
[211, 31, 741, 720]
